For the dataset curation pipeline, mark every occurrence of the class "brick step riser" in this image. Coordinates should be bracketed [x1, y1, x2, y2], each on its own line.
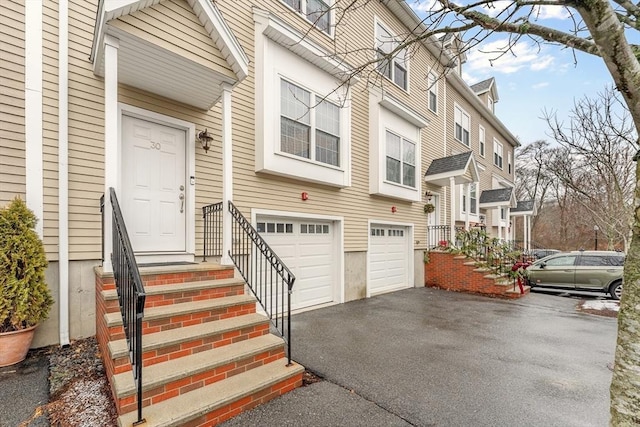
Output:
[99, 267, 236, 292]
[111, 323, 272, 375]
[103, 285, 247, 315]
[115, 347, 286, 415]
[177, 373, 302, 427]
[105, 302, 258, 342]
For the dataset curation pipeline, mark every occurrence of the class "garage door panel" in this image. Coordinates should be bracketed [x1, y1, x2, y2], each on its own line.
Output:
[258, 216, 336, 311]
[369, 224, 410, 296]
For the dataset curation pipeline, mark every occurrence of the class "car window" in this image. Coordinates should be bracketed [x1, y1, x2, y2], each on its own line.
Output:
[544, 255, 577, 267]
[605, 256, 625, 267]
[579, 256, 608, 266]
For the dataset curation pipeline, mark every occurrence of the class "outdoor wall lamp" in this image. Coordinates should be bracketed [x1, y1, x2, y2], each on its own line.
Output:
[197, 129, 214, 153]
[425, 191, 433, 203]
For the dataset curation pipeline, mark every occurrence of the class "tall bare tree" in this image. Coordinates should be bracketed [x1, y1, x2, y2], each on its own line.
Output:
[329, 1, 640, 423]
[544, 86, 636, 251]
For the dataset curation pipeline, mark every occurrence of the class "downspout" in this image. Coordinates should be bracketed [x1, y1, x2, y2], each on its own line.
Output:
[58, 0, 70, 346]
[443, 74, 448, 225]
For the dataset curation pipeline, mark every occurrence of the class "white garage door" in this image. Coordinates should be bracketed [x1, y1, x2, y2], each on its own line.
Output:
[369, 224, 410, 296]
[257, 217, 335, 311]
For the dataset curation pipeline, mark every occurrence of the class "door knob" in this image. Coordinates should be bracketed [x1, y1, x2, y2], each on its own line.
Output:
[179, 193, 184, 213]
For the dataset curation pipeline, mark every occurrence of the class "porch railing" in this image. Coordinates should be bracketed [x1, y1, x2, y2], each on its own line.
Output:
[426, 225, 466, 248]
[109, 188, 146, 425]
[202, 201, 295, 365]
[202, 202, 223, 260]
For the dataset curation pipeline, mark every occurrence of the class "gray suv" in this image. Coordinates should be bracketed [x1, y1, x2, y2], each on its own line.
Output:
[525, 251, 624, 300]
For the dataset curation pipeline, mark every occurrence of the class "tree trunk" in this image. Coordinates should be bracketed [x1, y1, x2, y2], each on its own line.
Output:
[609, 160, 640, 425]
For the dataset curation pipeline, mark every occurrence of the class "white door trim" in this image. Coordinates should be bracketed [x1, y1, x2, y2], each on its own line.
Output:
[251, 209, 345, 306]
[114, 103, 196, 260]
[367, 219, 414, 298]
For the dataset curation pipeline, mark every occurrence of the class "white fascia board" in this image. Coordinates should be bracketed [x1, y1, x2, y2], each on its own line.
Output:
[255, 8, 356, 82]
[463, 152, 480, 182]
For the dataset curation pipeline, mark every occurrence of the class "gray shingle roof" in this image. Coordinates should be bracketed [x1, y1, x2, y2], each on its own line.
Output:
[425, 152, 472, 176]
[470, 77, 494, 94]
[479, 187, 513, 204]
[512, 200, 535, 212]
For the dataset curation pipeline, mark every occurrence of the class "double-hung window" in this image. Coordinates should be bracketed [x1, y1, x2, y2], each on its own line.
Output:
[282, 0, 331, 35]
[493, 139, 503, 169]
[375, 21, 408, 90]
[508, 151, 512, 175]
[470, 183, 477, 214]
[385, 130, 415, 188]
[428, 73, 438, 113]
[479, 125, 485, 157]
[280, 79, 340, 167]
[454, 105, 470, 146]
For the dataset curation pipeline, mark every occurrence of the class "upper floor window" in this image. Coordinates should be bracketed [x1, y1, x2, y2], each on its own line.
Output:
[500, 207, 506, 220]
[428, 73, 438, 113]
[470, 183, 477, 213]
[508, 151, 512, 175]
[375, 21, 408, 90]
[454, 105, 470, 146]
[282, 0, 331, 35]
[386, 130, 415, 188]
[281, 79, 340, 167]
[479, 125, 485, 157]
[493, 139, 503, 169]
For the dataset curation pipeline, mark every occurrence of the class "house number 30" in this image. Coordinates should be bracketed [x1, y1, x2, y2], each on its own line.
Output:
[150, 141, 161, 150]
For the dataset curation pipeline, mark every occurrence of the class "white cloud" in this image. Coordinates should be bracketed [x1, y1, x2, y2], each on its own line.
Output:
[532, 82, 549, 89]
[465, 39, 555, 77]
[409, 0, 440, 12]
[532, 5, 571, 20]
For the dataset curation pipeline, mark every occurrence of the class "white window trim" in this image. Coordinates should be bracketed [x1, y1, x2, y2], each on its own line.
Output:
[254, 11, 352, 188]
[454, 103, 471, 147]
[279, 0, 335, 38]
[508, 151, 512, 175]
[427, 72, 438, 114]
[374, 17, 409, 92]
[368, 87, 425, 202]
[478, 124, 485, 158]
[459, 183, 478, 216]
[493, 139, 503, 169]
[384, 129, 417, 189]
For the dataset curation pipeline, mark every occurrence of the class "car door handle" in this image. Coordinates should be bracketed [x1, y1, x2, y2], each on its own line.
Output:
[563, 269, 573, 272]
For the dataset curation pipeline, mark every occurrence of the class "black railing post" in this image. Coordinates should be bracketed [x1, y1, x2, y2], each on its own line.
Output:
[100, 194, 105, 266]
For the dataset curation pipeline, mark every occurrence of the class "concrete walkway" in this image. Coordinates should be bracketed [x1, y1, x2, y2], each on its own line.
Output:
[222, 287, 617, 427]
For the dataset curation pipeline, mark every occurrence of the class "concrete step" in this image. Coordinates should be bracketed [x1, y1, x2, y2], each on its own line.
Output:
[101, 277, 247, 314]
[113, 334, 286, 414]
[108, 313, 271, 373]
[104, 294, 257, 341]
[117, 360, 305, 427]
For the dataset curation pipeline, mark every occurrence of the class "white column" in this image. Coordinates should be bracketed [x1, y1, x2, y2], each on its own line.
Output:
[523, 216, 527, 251]
[25, 0, 44, 237]
[497, 208, 502, 240]
[221, 83, 233, 266]
[103, 35, 119, 273]
[449, 177, 456, 242]
[464, 183, 470, 230]
[526, 215, 531, 251]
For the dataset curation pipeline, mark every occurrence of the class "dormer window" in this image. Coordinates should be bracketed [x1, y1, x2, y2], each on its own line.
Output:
[488, 96, 494, 113]
[282, 0, 332, 35]
[375, 20, 408, 90]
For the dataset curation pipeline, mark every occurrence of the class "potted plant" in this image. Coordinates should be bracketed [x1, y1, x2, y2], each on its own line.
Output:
[424, 203, 435, 214]
[0, 197, 53, 367]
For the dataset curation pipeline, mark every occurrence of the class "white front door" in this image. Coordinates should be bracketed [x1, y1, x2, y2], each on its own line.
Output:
[121, 115, 186, 253]
[369, 224, 410, 296]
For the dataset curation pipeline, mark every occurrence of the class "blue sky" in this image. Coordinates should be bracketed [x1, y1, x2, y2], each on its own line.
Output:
[410, 2, 620, 146]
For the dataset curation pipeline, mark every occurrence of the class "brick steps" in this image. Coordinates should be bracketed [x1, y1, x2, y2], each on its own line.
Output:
[117, 360, 304, 427]
[95, 263, 303, 427]
[425, 251, 529, 299]
[112, 334, 286, 414]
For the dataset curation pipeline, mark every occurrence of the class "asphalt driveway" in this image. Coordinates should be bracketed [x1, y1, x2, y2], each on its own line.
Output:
[222, 287, 617, 427]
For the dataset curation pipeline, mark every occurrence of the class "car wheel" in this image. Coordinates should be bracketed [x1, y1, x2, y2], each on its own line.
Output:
[609, 282, 623, 300]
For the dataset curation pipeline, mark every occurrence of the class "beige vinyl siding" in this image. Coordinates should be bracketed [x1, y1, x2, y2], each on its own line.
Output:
[110, 0, 236, 81]
[213, 0, 437, 252]
[0, 0, 26, 205]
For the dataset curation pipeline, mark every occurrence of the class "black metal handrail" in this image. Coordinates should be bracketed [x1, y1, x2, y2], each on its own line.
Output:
[202, 202, 223, 261]
[109, 188, 146, 425]
[202, 201, 295, 365]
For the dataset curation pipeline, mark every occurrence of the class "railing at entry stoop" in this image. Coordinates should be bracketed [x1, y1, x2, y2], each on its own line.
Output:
[202, 201, 296, 365]
[109, 188, 146, 426]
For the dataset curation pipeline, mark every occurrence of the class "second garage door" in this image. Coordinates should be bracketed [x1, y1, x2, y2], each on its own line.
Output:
[369, 224, 411, 296]
[257, 216, 336, 311]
